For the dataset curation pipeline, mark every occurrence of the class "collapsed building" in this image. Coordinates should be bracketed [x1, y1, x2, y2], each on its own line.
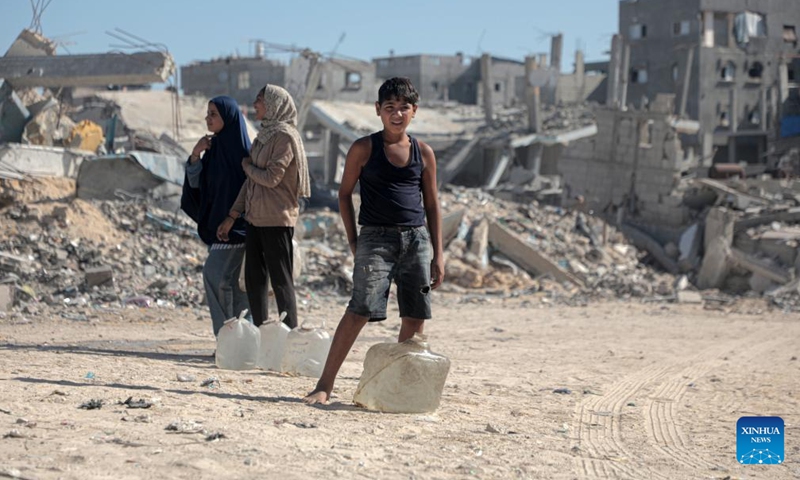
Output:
[1, 12, 799, 316]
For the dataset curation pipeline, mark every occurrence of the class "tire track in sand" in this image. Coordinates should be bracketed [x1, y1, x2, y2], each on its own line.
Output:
[572, 335, 759, 479]
[643, 335, 789, 473]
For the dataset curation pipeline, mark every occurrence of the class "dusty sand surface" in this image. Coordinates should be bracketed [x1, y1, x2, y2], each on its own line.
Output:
[0, 296, 798, 480]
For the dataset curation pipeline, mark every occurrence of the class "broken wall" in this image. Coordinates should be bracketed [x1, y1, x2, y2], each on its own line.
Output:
[559, 108, 691, 226]
[556, 74, 607, 105]
[450, 58, 526, 108]
[297, 58, 376, 104]
[180, 57, 286, 114]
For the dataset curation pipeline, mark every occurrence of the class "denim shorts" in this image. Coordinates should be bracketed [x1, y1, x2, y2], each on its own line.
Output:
[347, 225, 432, 321]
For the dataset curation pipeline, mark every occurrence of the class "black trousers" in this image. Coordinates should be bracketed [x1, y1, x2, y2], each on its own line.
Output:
[244, 224, 297, 329]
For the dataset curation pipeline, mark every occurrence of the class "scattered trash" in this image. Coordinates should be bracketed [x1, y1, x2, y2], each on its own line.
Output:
[205, 432, 226, 442]
[121, 397, 153, 409]
[176, 374, 195, 382]
[485, 423, 502, 434]
[15, 418, 35, 428]
[274, 418, 317, 429]
[552, 388, 572, 395]
[165, 420, 204, 434]
[84, 372, 95, 380]
[122, 414, 151, 423]
[3, 429, 28, 439]
[200, 377, 220, 389]
[78, 399, 104, 410]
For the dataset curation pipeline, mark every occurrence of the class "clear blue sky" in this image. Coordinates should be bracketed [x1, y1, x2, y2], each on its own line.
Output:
[2, 0, 619, 72]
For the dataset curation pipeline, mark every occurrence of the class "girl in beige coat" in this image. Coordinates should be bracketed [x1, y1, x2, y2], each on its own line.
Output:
[217, 85, 310, 329]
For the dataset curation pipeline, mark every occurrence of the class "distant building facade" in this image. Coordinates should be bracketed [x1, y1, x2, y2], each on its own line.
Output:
[619, 0, 800, 166]
[373, 53, 468, 103]
[180, 56, 286, 111]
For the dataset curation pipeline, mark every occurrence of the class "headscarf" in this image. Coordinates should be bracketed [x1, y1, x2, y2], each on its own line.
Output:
[181, 95, 251, 245]
[256, 84, 311, 198]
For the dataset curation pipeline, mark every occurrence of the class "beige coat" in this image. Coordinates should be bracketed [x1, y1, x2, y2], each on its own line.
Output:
[231, 132, 299, 227]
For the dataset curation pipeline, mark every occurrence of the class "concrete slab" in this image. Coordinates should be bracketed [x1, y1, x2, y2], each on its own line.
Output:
[734, 207, 800, 233]
[697, 237, 730, 290]
[0, 284, 13, 312]
[0, 51, 175, 88]
[85, 266, 113, 288]
[0, 143, 88, 178]
[441, 210, 466, 248]
[704, 207, 735, 251]
[730, 248, 792, 285]
[488, 221, 584, 288]
[468, 218, 490, 268]
[620, 224, 680, 274]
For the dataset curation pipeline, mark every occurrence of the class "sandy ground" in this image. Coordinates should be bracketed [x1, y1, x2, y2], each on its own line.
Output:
[0, 295, 798, 480]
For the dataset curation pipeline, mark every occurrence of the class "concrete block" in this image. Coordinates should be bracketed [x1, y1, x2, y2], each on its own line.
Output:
[677, 290, 703, 304]
[85, 265, 113, 288]
[704, 207, 735, 251]
[468, 217, 489, 268]
[0, 284, 13, 311]
[697, 237, 730, 290]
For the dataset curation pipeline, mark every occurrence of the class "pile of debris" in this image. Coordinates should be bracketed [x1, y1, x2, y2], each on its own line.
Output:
[624, 177, 800, 311]
[0, 174, 671, 319]
[438, 187, 676, 301]
[0, 179, 207, 316]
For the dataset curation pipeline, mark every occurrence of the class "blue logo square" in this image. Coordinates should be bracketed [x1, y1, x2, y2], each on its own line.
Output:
[737, 416, 784, 465]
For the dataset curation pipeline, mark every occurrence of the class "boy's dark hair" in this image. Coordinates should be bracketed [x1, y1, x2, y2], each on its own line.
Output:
[378, 77, 419, 105]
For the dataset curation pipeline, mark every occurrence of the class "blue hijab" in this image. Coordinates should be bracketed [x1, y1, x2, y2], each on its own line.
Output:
[181, 96, 251, 245]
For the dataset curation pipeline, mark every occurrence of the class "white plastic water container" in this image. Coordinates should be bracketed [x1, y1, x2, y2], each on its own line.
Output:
[257, 313, 291, 371]
[215, 310, 260, 370]
[280, 322, 331, 378]
[353, 334, 450, 413]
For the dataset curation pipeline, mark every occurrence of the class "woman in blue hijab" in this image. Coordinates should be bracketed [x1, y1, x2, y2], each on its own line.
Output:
[181, 96, 251, 337]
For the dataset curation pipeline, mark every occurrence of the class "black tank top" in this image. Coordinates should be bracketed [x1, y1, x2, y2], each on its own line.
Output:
[358, 132, 425, 227]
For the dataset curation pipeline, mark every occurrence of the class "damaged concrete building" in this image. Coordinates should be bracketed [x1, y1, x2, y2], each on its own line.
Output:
[618, 0, 800, 168]
[373, 53, 468, 103]
[180, 53, 286, 113]
[558, 0, 800, 224]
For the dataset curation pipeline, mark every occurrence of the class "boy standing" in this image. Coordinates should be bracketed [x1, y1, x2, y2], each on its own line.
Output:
[304, 77, 444, 405]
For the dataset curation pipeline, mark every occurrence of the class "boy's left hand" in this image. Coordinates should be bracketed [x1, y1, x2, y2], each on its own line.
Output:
[430, 256, 445, 289]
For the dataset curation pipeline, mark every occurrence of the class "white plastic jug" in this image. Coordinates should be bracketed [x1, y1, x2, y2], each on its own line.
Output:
[215, 310, 260, 370]
[353, 334, 450, 413]
[280, 322, 331, 378]
[257, 312, 291, 371]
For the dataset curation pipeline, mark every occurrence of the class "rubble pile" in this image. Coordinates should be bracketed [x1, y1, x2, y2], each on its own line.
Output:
[0, 180, 208, 316]
[439, 187, 676, 301]
[630, 177, 800, 311]
[0, 174, 678, 320]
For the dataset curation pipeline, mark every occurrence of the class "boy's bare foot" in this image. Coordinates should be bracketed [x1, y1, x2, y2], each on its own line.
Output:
[302, 389, 330, 405]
